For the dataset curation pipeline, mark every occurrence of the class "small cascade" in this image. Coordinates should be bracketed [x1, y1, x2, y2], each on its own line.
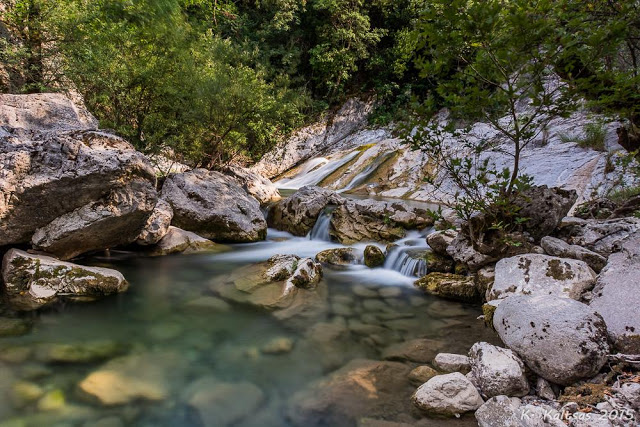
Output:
[308, 209, 333, 241]
[384, 246, 428, 277]
[277, 151, 359, 190]
[339, 151, 395, 193]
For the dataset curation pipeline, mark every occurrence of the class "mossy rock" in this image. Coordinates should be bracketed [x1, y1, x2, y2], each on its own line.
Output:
[363, 245, 385, 268]
[481, 303, 498, 330]
[34, 340, 126, 364]
[414, 273, 479, 302]
[424, 251, 454, 273]
[315, 248, 358, 267]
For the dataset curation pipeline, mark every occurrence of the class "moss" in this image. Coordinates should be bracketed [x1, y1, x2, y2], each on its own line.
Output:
[545, 259, 575, 281]
[414, 272, 479, 302]
[482, 304, 497, 330]
[559, 383, 611, 408]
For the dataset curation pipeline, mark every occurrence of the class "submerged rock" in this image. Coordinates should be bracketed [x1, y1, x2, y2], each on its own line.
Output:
[162, 168, 267, 242]
[493, 295, 609, 385]
[381, 338, 445, 364]
[489, 254, 596, 301]
[468, 342, 529, 398]
[412, 372, 484, 417]
[287, 359, 413, 427]
[590, 231, 640, 353]
[1, 249, 128, 311]
[268, 186, 344, 236]
[414, 272, 479, 302]
[34, 340, 125, 364]
[136, 199, 173, 246]
[363, 245, 385, 268]
[0, 317, 32, 337]
[150, 226, 227, 256]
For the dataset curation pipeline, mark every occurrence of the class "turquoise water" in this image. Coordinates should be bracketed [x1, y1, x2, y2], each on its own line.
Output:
[0, 229, 497, 426]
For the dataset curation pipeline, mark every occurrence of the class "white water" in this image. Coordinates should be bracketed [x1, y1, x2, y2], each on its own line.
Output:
[308, 209, 332, 241]
[339, 151, 395, 192]
[382, 231, 432, 278]
[277, 151, 359, 189]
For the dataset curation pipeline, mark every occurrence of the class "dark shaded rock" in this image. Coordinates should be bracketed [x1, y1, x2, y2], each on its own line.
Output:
[514, 185, 578, 241]
[268, 186, 343, 236]
[364, 245, 385, 268]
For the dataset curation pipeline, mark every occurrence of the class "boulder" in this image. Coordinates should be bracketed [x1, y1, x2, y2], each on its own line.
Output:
[222, 165, 280, 205]
[162, 168, 267, 242]
[426, 230, 457, 256]
[364, 245, 385, 268]
[412, 372, 484, 417]
[78, 351, 187, 405]
[475, 396, 565, 427]
[330, 199, 432, 244]
[150, 227, 225, 256]
[425, 251, 455, 274]
[287, 257, 323, 290]
[558, 217, 640, 256]
[34, 340, 125, 364]
[493, 295, 610, 385]
[433, 353, 471, 374]
[136, 199, 173, 246]
[513, 185, 577, 241]
[475, 266, 496, 299]
[287, 359, 413, 427]
[268, 186, 344, 236]
[590, 232, 640, 353]
[414, 273, 479, 302]
[1, 104, 157, 252]
[31, 179, 157, 259]
[315, 248, 358, 267]
[489, 254, 596, 301]
[1, 249, 128, 311]
[468, 342, 529, 398]
[541, 236, 607, 272]
[265, 254, 300, 281]
[408, 366, 439, 386]
[446, 233, 502, 272]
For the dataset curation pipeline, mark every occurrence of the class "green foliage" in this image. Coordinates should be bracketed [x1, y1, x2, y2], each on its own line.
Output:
[560, 121, 607, 151]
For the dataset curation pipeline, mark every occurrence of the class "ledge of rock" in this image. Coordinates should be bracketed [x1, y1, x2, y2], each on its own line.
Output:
[150, 226, 228, 256]
[222, 165, 281, 205]
[414, 273, 479, 302]
[162, 168, 267, 243]
[1, 249, 128, 311]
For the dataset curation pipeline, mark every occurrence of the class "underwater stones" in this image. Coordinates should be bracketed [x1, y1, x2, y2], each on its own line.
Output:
[468, 342, 529, 398]
[37, 389, 66, 411]
[433, 353, 471, 374]
[34, 340, 125, 364]
[79, 351, 187, 405]
[408, 366, 438, 386]
[541, 236, 607, 272]
[261, 337, 295, 355]
[150, 226, 225, 256]
[315, 247, 358, 267]
[493, 295, 609, 386]
[10, 380, 44, 408]
[1, 249, 128, 311]
[414, 272, 479, 302]
[287, 359, 413, 427]
[268, 186, 344, 236]
[183, 376, 265, 427]
[590, 231, 640, 353]
[162, 168, 267, 242]
[381, 338, 445, 364]
[489, 254, 596, 301]
[183, 296, 231, 312]
[0, 317, 32, 337]
[136, 199, 173, 246]
[363, 245, 385, 268]
[412, 372, 484, 417]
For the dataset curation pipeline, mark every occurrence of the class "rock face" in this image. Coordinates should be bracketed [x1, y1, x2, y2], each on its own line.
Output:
[0, 96, 157, 254]
[590, 232, 640, 353]
[1, 249, 128, 311]
[136, 199, 173, 246]
[412, 372, 484, 417]
[426, 230, 457, 256]
[493, 295, 610, 385]
[150, 226, 224, 256]
[541, 236, 607, 272]
[287, 359, 413, 427]
[468, 342, 529, 398]
[513, 186, 577, 241]
[330, 199, 432, 244]
[223, 165, 280, 205]
[414, 273, 479, 302]
[364, 245, 385, 268]
[446, 233, 503, 272]
[161, 168, 267, 243]
[268, 186, 343, 236]
[489, 254, 596, 301]
[558, 217, 640, 256]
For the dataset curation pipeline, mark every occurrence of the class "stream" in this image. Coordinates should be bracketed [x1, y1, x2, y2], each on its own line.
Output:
[0, 212, 497, 426]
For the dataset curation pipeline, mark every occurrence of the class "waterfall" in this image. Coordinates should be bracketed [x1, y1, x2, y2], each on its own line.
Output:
[383, 246, 428, 277]
[308, 209, 333, 241]
[277, 151, 359, 190]
[339, 151, 395, 193]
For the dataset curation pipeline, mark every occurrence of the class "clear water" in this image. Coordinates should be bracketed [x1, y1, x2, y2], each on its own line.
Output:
[0, 229, 498, 427]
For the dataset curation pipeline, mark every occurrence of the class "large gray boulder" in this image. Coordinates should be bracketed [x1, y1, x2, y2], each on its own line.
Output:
[494, 295, 610, 385]
[412, 372, 484, 417]
[469, 342, 529, 398]
[161, 169, 267, 243]
[541, 236, 607, 272]
[136, 199, 173, 246]
[558, 217, 640, 256]
[222, 165, 280, 205]
[1, 249, 128, 311]
[489, 254, 596, 301]
[150, 226, 226, 256]
[268, 186, 343, 236]
[590, 232, 640, 354]
[0, 98, 157, 253]
[31, 179, 157, 259]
